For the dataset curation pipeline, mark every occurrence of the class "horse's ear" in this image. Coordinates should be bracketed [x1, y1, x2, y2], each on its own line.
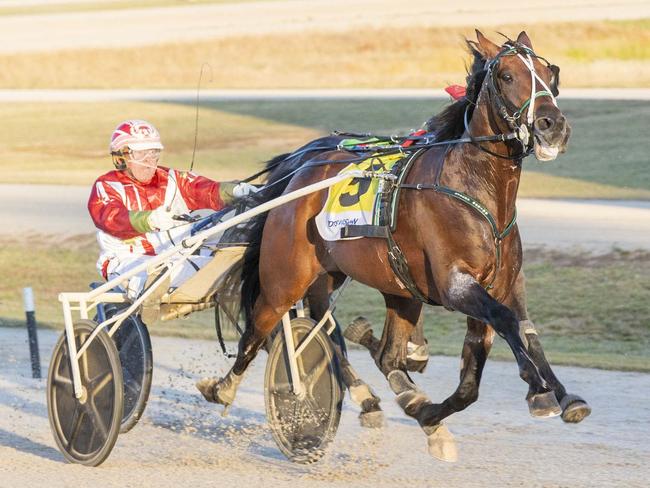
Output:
[516, 31, 533, 49]
[475, 30, 500, 59]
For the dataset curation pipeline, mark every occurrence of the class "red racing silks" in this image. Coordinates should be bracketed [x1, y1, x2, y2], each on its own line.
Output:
[402, 129, 427, 148]
[445, 84, 467, 101]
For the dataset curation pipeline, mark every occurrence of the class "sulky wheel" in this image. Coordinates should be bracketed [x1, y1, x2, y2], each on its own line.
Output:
[112, 313, 153, 433]
[264, 317, 344, 463]
[47, 319, 123, 466]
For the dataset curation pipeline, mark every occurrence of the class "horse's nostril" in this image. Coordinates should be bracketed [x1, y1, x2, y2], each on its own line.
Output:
[534, 116, 555, 132]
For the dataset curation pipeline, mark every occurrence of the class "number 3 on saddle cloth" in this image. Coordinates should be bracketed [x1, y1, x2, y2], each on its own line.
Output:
[315, 153, 404, 241]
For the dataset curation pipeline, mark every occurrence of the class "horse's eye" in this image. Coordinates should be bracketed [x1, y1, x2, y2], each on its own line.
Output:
[500, 72, 513, 83]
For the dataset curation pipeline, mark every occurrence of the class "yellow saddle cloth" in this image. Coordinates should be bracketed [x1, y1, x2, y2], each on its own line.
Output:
[315, 153, 403, 241]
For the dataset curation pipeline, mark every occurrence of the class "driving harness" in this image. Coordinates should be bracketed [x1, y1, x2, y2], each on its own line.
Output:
[341, 144, 517, 305]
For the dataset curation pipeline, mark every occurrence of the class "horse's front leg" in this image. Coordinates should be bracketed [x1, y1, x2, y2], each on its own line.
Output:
[443, 269, 561, 418]
[506, 271, 591, 423]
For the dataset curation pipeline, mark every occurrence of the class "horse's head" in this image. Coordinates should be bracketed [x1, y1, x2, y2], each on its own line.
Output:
[473, 30, 571, 161]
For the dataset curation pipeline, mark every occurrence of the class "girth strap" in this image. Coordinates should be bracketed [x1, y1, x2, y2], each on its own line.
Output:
[385, 145, 517, 300]
[399, 182, 517, 289]
[384, 148, 440, 304]
[385, 230, 438, 305]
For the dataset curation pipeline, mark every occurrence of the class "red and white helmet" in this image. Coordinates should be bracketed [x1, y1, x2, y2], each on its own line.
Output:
[109, 119, 164, 154]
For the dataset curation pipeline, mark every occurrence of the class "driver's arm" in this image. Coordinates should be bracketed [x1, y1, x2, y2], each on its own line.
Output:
[88, 180, 152, 238]
[175, 171, 233, 211]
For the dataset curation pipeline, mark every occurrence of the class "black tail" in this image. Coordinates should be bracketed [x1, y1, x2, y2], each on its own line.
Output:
[239, 136, 344, 329]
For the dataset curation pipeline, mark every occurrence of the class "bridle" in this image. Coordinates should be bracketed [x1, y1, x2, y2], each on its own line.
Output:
[467, 42, 561, 161]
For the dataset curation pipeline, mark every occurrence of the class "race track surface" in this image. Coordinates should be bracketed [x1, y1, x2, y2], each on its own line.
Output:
[1, 327, 649, 487]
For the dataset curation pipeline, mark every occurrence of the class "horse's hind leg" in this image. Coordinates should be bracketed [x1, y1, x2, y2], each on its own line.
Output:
[369, 294, 459, 461]
[196, 290, 300, 409]
[345, 296, 428, 372]
[197, 200, 324, 409]
[395, 317, 495, 460]
[306, 275, 384, 428]
[506, 271, 591, 423]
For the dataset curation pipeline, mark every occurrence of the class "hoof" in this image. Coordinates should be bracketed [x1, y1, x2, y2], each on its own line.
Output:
[140, 304, 160, 325]
[387, 370, 417, 395]
[349, 380, 377, 406]
[424, 423, 458, 462]
[343, 316, 373, 344]
[359, 410, 385, 429]
[196, 374, 241, 407]
[406, 357, 429, 373]
[560, 394, 592, 424]
[527, 391, 562, 418]
[406, 341, 429, 372]
[196, 377, 221, 403]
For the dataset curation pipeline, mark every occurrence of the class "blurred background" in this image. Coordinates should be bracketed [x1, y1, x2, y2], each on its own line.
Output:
[0, 0, 648, 370]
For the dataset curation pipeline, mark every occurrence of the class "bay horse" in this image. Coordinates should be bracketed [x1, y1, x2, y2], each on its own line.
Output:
[197, 31, 591, 461]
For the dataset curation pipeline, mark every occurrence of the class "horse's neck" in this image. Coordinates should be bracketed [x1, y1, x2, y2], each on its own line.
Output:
[443, 101, 521, 229]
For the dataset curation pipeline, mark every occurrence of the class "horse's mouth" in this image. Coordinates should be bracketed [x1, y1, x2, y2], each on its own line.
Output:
[533, 134, 560, 162]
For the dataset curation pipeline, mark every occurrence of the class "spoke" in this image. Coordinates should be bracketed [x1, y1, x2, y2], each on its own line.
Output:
[124, 378, 141, 397]
[89, 371, 113, 397]
[122, 366, 135, 384]
[53, 373, 74, 393]
[303, 394, 329, 423]
[88, 422, 97, 452]
[64, 408, 84, 451]
[89, 401, 109, 441]
[269, 381, 292, 396]
[295, 349, 307, 379]
[303, 353, 329, 392]
[78, 332, 90, 382]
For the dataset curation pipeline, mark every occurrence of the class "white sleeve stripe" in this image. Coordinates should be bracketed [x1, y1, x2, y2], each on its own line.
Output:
[105, 181, 127, 204]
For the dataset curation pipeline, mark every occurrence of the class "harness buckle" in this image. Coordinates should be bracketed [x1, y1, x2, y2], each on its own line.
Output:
[516, 124, 530, 147]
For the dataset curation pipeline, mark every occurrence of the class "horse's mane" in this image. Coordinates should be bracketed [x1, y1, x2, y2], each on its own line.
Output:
[424, 41, 488, 141]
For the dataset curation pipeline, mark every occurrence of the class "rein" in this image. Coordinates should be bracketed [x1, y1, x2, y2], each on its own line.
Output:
[236, 42, 559, 298]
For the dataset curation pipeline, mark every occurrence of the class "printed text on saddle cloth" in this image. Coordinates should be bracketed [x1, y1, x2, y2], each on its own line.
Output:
[315, 153, 402, 241]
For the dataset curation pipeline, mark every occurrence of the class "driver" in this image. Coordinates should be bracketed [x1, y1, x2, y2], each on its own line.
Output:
[88, 119, 255, 320]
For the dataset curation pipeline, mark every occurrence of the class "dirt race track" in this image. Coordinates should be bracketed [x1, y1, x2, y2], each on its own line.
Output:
[1, 327, 649, 487]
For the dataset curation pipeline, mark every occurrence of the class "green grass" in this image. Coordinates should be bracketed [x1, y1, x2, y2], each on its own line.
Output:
[2, 98, 648, 198]
[1, 237, 648, 371]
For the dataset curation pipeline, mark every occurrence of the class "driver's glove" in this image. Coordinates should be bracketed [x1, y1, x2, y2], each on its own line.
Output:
[219, 181, 259, 204]
[146, 206, 179, 232]
[233, 182, 259, 198]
